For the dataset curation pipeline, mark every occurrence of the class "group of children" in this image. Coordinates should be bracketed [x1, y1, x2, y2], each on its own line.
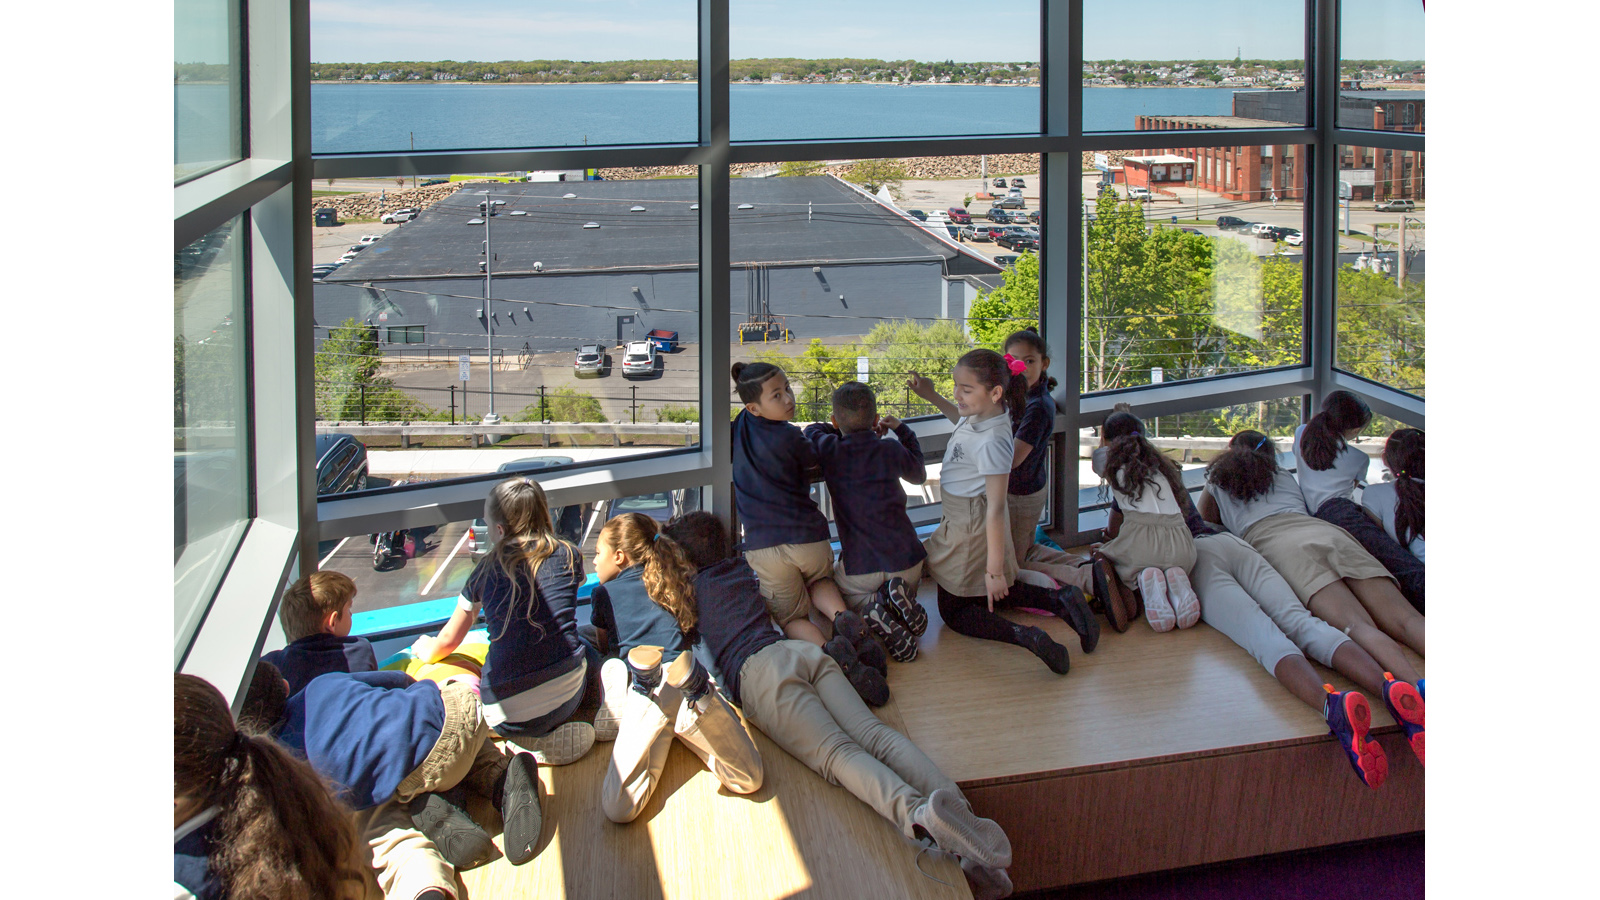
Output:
[175, 337, 1427, 898]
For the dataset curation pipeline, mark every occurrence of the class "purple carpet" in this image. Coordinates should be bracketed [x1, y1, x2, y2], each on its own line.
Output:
[1019, 833, 1424, 900]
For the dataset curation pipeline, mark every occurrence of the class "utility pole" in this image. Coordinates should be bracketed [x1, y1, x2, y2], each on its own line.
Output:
[479, 190, 498, 420]
[410, 133, 416, 189]
[1397, 216, 1408, 286]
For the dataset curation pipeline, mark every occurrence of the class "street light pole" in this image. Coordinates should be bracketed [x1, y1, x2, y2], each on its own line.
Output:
[480, 190, 497, 417]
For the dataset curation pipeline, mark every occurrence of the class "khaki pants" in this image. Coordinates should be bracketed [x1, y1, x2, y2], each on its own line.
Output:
[744, 541, 836, 625]
[1006, 487, 1095, 595]
[601, 663, 765, 824]
[833, 557, 923, 613]
[739, 640, 960, 840]
[353, 680, 516, 900]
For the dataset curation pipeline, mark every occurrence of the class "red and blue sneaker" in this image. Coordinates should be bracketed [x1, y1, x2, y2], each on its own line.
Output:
[1324, 685, 1388, 788]
[1381, 673, 1425, 766]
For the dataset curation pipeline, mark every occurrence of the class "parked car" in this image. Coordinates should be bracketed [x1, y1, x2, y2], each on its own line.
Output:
[573, 343, 610, 377]
[1010, 235, 1039, 252]
[337, 252, 359, 264]
[345, 244, 368, 254]
[1010, 178, 1026, 189]
[1375, 199, 1415, 212]
[622, 340, 657, 378]
[314, 433, 369, 495]
[1127, 186, 1152, 201]
[963, 224, 999, 242]
[468, 457, 579, 555]
[947, 207, 972, 224]
[1281, 229, 1304, 246]
[1216, 215, 1247, 231]
[995, 194, 1026, 209]
[1098, 182, 1117, 196]
[1251, 222, 1278, 237]
[1028, 209, 1041, 224]
[311, 263, 339, 280]
[993, 254, 1020, 268]
[986, 207, 1014, 223]
[1265, 226, 1300, 243]
[906, 209, 929, 221]
[358, 234, 383, 245]
[993, 177, 1007, 189]
[379, 209, 417, 224]
[996, 227, 1032, 250]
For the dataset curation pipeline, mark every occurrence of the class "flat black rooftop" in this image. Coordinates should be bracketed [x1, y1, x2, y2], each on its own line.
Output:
[330, 175, 996, 281]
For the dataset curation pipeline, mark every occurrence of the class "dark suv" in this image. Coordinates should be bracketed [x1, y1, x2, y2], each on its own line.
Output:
[1216, 215, 1247, 231]
[986, 207, 1014, 223]
[315, 433, 369, 495]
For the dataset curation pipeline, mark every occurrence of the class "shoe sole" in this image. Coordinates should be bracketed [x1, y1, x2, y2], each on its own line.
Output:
[500, 752, 544, 865]
[594, 657, 629, 742]
[1382, 675, 1426, 766]
[884, 576, 929, 636]
[1058, 587, 1100, 653]
[961, 858, 1014, 900]
[861, 595, 919, 662]
[919, 789, 1013, 869]
[1139, 569, 1176, 633]
[825, 636, 889, 707]
[513, 721, 596, 767]
[830, 612, 888, 674]
[1092, 559, 1131, 633]
[1165, 568, 1201, 629]
[1326, 689, 1388, 788]
[409, 791, 498, 870]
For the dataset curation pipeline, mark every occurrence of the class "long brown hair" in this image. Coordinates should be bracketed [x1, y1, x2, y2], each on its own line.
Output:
[486, 477, 580, 637]
[598, 512, 699, 635]
[1384, 428, 1424, 546]
[957, 348, 1029, 430]
[1300, 390, 1372, 471]
[175, 674, 366, 900]
[1205, 430, 1281, 503]
[1100, 419, 1186, 507]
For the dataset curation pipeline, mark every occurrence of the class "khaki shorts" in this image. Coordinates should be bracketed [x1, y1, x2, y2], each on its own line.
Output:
[833, 557, 924, 611]
[744, 540, 836, 625]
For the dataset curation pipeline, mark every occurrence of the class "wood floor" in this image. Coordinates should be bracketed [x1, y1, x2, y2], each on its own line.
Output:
[461, 575, 1424, 899]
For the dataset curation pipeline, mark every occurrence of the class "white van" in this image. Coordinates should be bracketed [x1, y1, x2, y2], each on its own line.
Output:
[1127, 186, 1153, 201]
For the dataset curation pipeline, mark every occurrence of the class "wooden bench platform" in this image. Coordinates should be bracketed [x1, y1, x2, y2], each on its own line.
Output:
[460, 579, 1423, 898]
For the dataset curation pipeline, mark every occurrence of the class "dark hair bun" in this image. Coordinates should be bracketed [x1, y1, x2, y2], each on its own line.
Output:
[731, 361, 747, 381]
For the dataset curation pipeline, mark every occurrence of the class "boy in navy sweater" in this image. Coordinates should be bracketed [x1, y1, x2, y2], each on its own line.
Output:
[243, 660, 544, 899]
[803, 382, 930, 663]
[663, 512, 1016, 899]
[261, 571, 378, 695]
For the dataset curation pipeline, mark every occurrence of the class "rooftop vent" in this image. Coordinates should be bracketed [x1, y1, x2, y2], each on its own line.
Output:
[690, 204, 700, 210]
[467, 218, 485, 224]
[737, 203, 755, 209]
[630, 205, 646, 212]
[563, 193, 577, 199]
[583, 222, 600, 229]
[510, 210, 527, 216]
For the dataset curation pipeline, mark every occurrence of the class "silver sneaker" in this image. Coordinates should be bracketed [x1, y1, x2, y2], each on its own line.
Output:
[509, 721, 596, 767]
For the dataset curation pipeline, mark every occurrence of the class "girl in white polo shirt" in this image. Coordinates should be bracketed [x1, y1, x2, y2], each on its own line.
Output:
[909, 349, 1098, 675]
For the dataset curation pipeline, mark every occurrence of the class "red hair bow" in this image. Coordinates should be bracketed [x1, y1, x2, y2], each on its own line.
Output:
[1002, 353, 1027, 376]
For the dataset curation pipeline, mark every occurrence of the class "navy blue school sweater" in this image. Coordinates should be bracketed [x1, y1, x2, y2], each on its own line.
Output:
[1009, 379, 1055, 496]
[803, 422, 927, 576]
[731, 411, 830, 550]
[690, 558, 784, 706]
[262, 633, 378, 696]
[462, 546, 588, 708]
[174, 809, 223, 900]
[277, 671, 445, 810]
[590, 564, 691, 658]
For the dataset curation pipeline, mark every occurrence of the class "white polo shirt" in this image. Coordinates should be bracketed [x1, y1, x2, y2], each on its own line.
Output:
[939, 410, 1015, 498]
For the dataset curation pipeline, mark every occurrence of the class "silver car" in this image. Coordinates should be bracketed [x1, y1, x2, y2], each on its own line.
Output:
[621, 340, 656, 378]
[573, 343, 610, 377]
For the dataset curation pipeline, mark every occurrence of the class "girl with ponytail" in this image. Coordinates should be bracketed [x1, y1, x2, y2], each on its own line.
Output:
[1361, 429, 1424, 564]
[175, 673, 371, 900]
[590, 512, 765, 824]
[910, 349, 1099, 675]
[1293, 392, 1425, 612]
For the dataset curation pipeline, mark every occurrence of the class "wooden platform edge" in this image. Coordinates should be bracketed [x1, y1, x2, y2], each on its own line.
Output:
[959, 730, 1425, 893]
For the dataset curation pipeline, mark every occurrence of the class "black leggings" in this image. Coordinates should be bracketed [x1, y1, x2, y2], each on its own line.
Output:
[937, 582, 1065, 648]
[1314, 496, 1425, 615]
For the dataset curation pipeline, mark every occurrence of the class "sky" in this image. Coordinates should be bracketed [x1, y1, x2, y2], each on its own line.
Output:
[178, 0, 1422, 66]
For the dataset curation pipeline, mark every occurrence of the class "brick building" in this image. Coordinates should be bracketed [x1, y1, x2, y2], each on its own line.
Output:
[1135, 90, 1424, 203]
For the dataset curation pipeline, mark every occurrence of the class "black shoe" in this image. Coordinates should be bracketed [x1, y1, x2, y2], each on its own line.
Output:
[664, 650, 711, 705]
[1017, 625, 1070, 675]
[496, 751, 544, 866]
[1091, 553, 1133, 633]
[860, 593, 920, 662]
[883, 576, 929, 637]
[1055, 585, 1100, 653]
[823, 636, 891, 707]
[407, 788, 498, 871]
[626, 645, 664, 697]
[832, 610, 889, 675]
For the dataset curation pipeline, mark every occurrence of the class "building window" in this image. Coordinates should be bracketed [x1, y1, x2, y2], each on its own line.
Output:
[1403, 104, 1415, 126]
[387, 324, 425, 344]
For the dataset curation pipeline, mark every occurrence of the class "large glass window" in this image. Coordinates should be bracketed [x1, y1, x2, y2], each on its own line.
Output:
[1083, 1, 1307, 131]
[1336, 148, 1424, 396]
[311, 176, 701, 489]
[309, 2, 698, 153]
[176, 217, 250, 649]
[729, 1, 1039, 141]
[1083, 144, 1306, 393]
[1339, 0, 1425, 133]
[175, 0, 244, 181]
[726, 155, 1041, 422]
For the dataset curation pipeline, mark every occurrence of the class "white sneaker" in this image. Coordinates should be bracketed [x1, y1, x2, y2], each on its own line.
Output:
[912, 788, 1012, 869]
[593, 657, 628, 742]
[509, 721, 596, 767]
[1138, 567, 1175, 633]
[1165, 566, 1200, 629]
[961, 856, 1014, 900]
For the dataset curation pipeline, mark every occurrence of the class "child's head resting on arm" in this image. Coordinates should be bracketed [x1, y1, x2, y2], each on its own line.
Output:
[280, 571, 357, 643]
[597, 512, 700, 636]
[1205, 430, 1282, 503]
[662, 511, 733, 572]
[732, 361, 795, 421]
[176, 670, 364, 900]
[830, 381, 879, 435]
[1101, 412, 1185, 505]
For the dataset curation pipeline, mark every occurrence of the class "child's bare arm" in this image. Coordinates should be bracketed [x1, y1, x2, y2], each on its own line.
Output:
[906, 373, 959, 423]
[1197, 489, 1223, 526]
[983, 474, 1012, 610]
[412, 605, 475, 663]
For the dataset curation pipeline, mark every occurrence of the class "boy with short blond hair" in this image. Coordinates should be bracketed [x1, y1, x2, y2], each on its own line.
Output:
[263, 570, 378, 695]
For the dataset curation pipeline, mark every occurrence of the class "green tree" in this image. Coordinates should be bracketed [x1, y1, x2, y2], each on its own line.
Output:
[512, 387, 605, 423]
[968, 251, 1040, 347]
[844, 159, 909, 199]
[313, 317, 426, 421]
[776, 160, 826, 177]
[857, 319, 972, 419]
